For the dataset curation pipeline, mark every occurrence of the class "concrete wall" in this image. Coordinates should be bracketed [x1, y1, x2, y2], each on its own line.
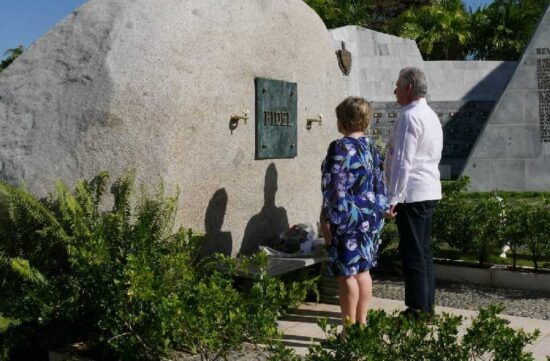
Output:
[329, 26, 515, 103]
[329, 26, 518, 185]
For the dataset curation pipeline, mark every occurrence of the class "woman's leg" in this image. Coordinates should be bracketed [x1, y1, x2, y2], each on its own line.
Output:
[355, 271, 373, 324]
[337, 275, 359, 324]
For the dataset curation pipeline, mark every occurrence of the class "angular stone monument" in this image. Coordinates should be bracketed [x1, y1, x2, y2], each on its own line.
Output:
[463, 5, 550, 191]
[328, 5, 550, 191]
[0, 0, 344, 255]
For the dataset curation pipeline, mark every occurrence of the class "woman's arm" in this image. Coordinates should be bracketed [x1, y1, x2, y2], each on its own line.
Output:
[321, 140, 353, 232]
[371, 143, 390, 214]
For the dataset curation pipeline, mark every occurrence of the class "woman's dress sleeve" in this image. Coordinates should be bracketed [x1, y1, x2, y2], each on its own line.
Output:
[321, 140, 354, 227]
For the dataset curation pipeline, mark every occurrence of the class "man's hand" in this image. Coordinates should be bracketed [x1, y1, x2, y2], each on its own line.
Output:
[385, 204, 398, 219]
[320, 221, 332, 245]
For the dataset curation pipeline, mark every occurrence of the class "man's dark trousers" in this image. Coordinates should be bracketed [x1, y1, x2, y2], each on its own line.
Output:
[395, 200, 438, 312]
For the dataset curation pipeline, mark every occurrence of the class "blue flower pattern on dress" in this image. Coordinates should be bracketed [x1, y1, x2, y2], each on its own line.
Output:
[322, 137, 389, 277]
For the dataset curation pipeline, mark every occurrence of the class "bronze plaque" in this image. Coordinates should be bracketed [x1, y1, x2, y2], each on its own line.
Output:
[255, 78, 298, 159]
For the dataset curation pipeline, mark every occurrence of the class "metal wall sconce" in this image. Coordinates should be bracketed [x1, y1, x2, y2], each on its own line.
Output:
[306, 114, 323, 130]
[229, 108, 250, 134]
[230, 109, 250, 124]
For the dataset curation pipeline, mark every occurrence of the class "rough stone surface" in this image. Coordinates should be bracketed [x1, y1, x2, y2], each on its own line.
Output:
[0, 0, 345, 255]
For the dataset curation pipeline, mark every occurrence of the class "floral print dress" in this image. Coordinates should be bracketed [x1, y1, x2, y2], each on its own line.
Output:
[321, 136, 389, 277]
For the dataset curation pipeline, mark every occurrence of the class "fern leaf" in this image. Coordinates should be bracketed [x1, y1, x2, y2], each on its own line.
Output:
[0, 314, 21, 333]
[0, 181, 69, 241]
[9, 256, 46, 285]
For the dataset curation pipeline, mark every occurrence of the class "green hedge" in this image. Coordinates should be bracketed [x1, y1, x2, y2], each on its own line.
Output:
[434, 177, 550, 269]
[379, 177, 550, 270]
[270, 305, 541, 361]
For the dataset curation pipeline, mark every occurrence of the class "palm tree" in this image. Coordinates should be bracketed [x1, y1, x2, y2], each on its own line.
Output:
[391, 2, 471, 60]
[367, 0, 432, 32]
[469, 0, 548, 60]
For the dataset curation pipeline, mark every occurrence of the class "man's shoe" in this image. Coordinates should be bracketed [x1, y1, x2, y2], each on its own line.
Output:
[399, 307, 422, 320]
[396, 308, 435, 326]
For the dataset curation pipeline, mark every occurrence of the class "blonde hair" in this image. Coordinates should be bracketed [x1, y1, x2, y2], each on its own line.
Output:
[335, 96, 372, 133]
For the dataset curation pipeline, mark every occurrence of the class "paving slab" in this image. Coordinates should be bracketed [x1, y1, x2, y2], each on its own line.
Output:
[278, 298, 550, 359]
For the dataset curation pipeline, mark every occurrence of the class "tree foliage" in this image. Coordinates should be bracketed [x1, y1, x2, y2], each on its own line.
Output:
[469, 0, 550, 60]
[304, 0, 431, 30]
[369, 0, 434, 32]
[305, 0, 550, 60]
[304, 0, 374, 29]
[391, 0, 471, 60]
[0, 45, 23, 73]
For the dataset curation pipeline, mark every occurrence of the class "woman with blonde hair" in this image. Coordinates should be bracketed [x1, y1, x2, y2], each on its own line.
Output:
[320, 96, 389, 325]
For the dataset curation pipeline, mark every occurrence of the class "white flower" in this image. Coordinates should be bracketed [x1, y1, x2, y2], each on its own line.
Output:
[360, 221, 370, 232]
[346, 239, 358, 251]
[366, 192, 375, 202]
[349, 266, 358, 275]
[345, 144, 357, 156]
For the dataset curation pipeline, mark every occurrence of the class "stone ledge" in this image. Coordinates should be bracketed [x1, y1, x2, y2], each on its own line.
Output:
[434, 263, 550, 292]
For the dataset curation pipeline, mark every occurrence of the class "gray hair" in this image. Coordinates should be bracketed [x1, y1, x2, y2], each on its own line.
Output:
[398, 67, 428, 99]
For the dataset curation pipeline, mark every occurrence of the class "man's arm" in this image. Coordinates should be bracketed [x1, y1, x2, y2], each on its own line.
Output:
[387, 114, 421, 206]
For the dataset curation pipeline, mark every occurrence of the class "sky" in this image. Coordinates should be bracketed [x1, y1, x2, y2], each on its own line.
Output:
[0, 0, 494, 58]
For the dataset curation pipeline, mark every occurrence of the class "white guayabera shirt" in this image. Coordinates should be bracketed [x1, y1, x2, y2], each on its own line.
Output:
[384, 98, 443, 206]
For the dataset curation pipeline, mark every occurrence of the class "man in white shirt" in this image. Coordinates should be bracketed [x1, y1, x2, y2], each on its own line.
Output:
[385, 67, 443, 317]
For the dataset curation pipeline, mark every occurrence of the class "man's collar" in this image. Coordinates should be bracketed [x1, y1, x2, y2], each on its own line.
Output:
[402, 97, 425, 110]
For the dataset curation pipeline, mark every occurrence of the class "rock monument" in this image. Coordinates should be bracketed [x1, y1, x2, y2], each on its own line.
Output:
[2, 0, 549, 256]
[0, 0, 344, 255]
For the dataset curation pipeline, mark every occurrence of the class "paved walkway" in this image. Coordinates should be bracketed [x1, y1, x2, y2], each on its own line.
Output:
[278, 298, 550, 360]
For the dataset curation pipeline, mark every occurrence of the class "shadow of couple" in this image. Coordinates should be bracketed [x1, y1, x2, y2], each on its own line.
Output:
[201, 163, 289, 257]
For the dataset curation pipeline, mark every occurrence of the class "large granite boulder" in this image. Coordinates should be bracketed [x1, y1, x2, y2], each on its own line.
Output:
[0, 0, 345, 255]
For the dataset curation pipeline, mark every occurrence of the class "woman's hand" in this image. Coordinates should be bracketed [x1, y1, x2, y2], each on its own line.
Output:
[385, 204, 397, 219]
[320, 221, 332, 245]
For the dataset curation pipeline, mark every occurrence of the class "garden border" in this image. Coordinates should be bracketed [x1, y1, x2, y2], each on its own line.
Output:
[434, 262, 550, 292]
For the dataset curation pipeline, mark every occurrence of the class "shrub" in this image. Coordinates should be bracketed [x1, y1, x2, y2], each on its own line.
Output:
[501, 203, 530, 270]
[379, 219, 399, 260]
[430, 178, 550, 270]
[0, 173, 310, 360]
[469, 195, 508, 266]
[441, 176, 470, 195]
[527, 202, 550, 271]
[299, 305, 540, 361]
[433, 177, 475, 258]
